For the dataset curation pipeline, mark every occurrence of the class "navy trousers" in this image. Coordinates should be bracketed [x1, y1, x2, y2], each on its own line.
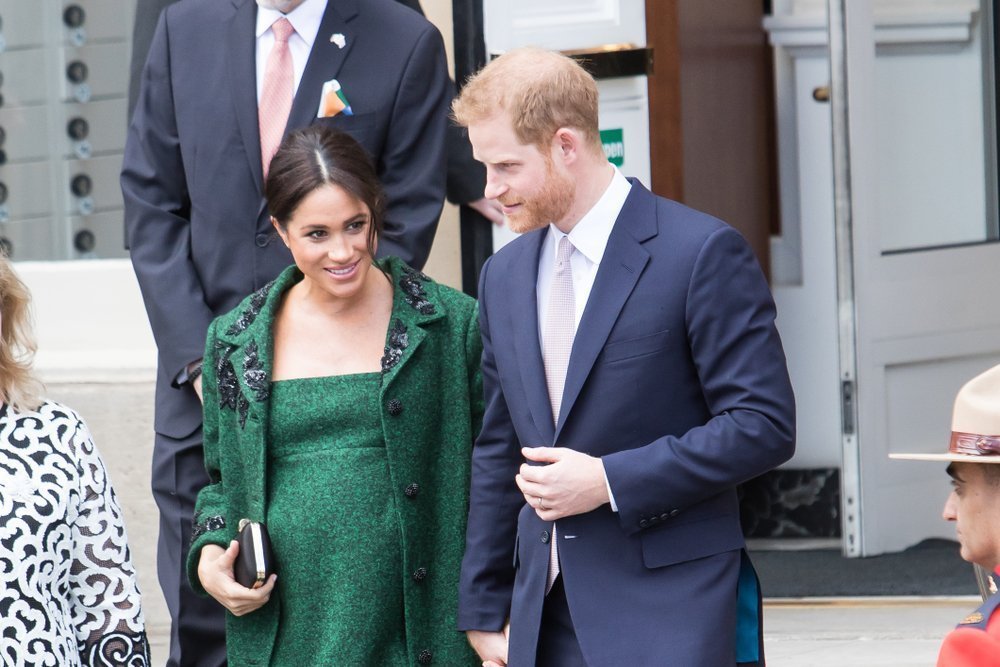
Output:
[152, 430, 228, 667]
[535, 576, 588, 666]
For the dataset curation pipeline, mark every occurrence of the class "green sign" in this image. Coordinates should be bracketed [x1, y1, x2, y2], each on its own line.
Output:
[600, 128, 624, 167]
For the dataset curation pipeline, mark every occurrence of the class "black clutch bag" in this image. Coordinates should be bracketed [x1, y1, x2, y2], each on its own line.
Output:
[234, 519, 275, 589]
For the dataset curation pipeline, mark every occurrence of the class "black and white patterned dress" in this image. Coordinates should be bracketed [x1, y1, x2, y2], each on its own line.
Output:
[0, 400, 149, 667]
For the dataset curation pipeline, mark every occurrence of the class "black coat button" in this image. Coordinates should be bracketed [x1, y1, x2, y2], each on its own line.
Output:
[255, 232, 270, 247]
[541, 530, 550, 544]
[412, 567, 427, 582]
[670, 509, 680, 517]
[418, 649, 433, 664]
[405, 483, 420, 498]
[387, 398, 403, 416]
[659, 513, 670, 521]
[639, 519, 648, 528]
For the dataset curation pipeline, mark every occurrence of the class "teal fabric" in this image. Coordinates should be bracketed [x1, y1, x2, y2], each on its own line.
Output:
[735, 549, 761, 664]
[187, 258, 483, 667]
[267, 374, 408, 665]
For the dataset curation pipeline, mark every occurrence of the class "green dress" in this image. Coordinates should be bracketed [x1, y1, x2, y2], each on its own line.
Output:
[266, 372, 407, 665]
[188, 258, 484, 666]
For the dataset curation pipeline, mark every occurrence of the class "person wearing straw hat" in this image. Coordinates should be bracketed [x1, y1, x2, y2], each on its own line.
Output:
[892, 363, 1000, 666]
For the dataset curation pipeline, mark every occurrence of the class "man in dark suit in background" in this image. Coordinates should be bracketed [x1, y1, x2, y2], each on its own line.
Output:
[121, 1, 450, 664]
[128, 0, 501, 225]
[454, 48, 795, 666]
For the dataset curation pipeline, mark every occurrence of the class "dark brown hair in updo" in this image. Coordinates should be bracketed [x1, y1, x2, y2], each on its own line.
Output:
[265, 125, 385, 261]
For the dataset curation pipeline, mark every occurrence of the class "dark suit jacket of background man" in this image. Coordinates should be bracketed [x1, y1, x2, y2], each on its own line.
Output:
[128, 0, 486, 209]
[121, 0, 450, 664]
[458, 180, 796, 665]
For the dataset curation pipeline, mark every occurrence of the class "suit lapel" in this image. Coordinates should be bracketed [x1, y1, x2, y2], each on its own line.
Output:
[507, 230, 556, 444]
[284, 0, 358, 135]
[555, 181, 657, 438]
[227, 0, 264, 196]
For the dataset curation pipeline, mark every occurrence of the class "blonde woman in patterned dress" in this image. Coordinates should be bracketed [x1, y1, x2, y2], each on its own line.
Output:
[0, 254, 150, 667]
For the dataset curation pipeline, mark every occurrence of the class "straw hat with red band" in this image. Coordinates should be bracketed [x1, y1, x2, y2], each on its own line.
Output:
[891, 363, 1000, 464]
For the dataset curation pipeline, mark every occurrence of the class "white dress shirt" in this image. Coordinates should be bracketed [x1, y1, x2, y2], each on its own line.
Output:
[255, 0, 327, 103]
[536, 166, 632, 511]
[536, 166, 632, 337]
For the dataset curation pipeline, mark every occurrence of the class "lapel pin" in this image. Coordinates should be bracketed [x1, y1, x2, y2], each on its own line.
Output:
[331, 33, 346, 49]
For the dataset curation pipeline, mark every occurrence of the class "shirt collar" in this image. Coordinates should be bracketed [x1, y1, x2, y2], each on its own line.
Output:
[255, 0, 326, 48]
[548, 166, 632, 267]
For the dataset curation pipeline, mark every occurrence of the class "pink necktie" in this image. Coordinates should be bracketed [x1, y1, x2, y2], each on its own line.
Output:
[542, 235, 575, 593]
[259, 18, 295, 180]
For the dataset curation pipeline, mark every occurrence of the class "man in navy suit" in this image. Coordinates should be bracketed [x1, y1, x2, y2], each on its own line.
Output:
[121, 1, 449, 664]
[453, 48, 795, 666]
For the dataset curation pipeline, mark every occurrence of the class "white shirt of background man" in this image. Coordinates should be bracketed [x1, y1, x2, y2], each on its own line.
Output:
[254, 0, 327, 103]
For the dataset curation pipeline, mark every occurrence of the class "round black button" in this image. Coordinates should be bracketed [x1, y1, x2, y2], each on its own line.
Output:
[254, 232, 270, 247]
[0, 182, 8, 205]
[412, 567, 427, 582]
[67, 117, 89, 140]
[669, 509, 680, 517]
[70, 174, 92, 197]
[404, 483, 420, 498]
[418, 649, 432, 664]
[63, 5, 86, 28]
[540, 530, 550, 544]
[74, 229, 96, 252]
[659, 513, 670, 521]
[638, 519, 648, 528]
[66, 60, 88, 84]
[387, 398, 403, 416]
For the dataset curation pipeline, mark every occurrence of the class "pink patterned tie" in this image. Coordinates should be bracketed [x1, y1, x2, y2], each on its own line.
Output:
[259, 18, 295, 180]
[542, 235, 575, 594]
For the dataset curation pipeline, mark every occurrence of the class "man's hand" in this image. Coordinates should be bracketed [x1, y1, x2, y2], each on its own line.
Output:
[467, 198, 505, 226]
[197, 541, 276, 616]
[467, 627, 509, 667]
[516, 447, 610, 521]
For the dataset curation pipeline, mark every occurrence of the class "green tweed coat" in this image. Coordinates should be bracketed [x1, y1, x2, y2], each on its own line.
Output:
[186, 257, 483, 667]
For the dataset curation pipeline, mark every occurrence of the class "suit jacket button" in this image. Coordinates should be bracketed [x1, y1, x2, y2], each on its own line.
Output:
[418, 649, 433, 664]
[387, 398, 403, 416]
[639, 519, 649, 528]
[254, 232, 270, 247]
[405, 483, 420, 498]
[412, 567, 428, 582]
[670, 509, 680, 517]
[541, 530, 550, 544]
[659, 513, 670, 521]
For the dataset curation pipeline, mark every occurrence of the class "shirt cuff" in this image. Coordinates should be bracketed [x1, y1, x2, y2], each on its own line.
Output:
[175, 359, 204, 386]
[602, 462, 618, 512]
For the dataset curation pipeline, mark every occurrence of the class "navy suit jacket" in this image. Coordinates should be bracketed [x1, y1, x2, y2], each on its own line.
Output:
[458, 180, 795, 666]
[121, 0, 449, 439]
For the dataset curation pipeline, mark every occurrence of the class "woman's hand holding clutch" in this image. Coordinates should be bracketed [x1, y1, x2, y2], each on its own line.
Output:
[198, 540, 277, 616]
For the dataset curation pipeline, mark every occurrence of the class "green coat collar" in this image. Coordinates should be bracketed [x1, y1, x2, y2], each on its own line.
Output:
[210, 257, 450, 508]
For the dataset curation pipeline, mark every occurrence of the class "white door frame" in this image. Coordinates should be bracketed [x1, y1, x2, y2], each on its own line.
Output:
[831, 0, 1000, 556]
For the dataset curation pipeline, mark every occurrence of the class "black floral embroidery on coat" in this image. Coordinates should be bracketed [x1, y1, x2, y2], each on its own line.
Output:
[225, 280, 274, 337]
[215, 345, 240, 412]
[242, 341, 269, 403]
[191, 513, 226, 540]
[380, 319, 409, 373]
[399, 267, 435, 315]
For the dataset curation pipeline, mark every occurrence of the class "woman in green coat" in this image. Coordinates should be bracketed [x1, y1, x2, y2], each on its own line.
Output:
[186, 126, 483, 666]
